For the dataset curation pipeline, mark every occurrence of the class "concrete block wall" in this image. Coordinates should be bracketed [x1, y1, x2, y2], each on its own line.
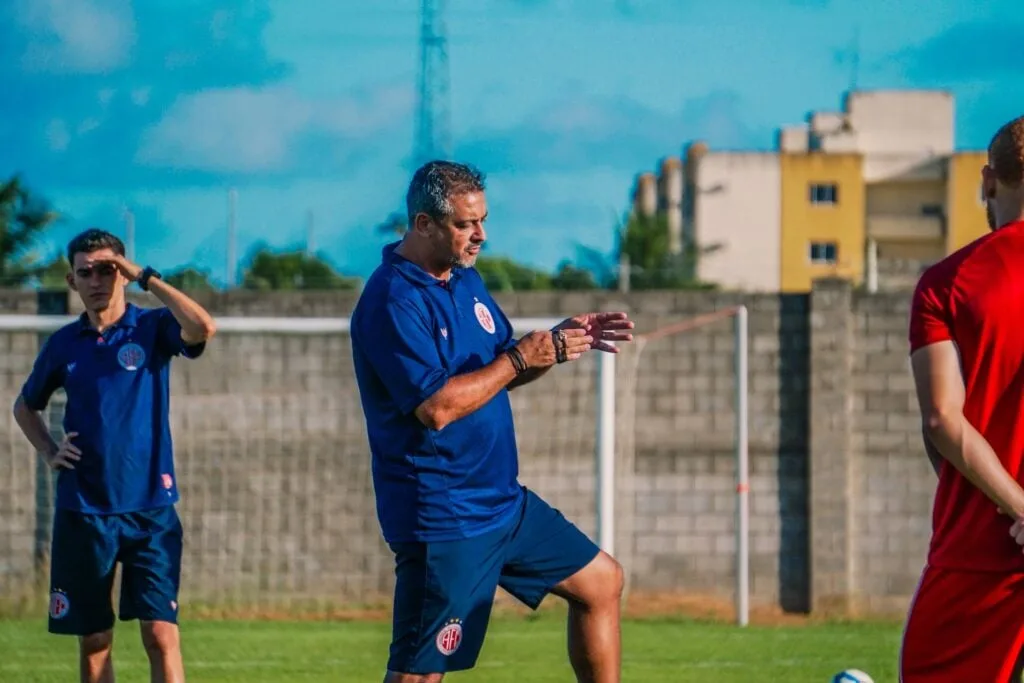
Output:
[0, 281, 934, 617]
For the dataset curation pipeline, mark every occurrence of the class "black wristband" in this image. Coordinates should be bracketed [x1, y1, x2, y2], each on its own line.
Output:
[138, 266, 161, 291]
[506, 347, 527, 375]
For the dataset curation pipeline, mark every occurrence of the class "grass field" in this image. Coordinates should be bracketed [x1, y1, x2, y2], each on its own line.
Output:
[0, 612, 903, 682]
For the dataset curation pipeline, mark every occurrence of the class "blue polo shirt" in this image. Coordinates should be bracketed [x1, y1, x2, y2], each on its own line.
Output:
[20, 303, 204, 514]
[351, 242, 525, 544]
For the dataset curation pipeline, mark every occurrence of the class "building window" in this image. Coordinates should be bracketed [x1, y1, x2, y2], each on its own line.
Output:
[809, 241, 837, 265]
[809, 183, 838, 205]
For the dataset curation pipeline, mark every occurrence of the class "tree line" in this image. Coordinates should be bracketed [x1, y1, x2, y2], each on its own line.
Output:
[1, 174, 717, 293]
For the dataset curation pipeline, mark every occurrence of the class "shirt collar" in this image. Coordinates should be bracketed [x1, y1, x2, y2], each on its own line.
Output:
[383, 240, 462, 288]
[77, 302, 140, 334]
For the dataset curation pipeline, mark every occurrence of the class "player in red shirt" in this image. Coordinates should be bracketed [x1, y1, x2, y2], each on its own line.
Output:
[903, 114, 1024, 682]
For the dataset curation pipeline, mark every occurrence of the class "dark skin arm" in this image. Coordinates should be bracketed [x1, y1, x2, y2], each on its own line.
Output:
[415, 354, 519, 430]
[414, 328, 592, 430]
[508, 366, 550, 390]
[922, 428, 944, 477]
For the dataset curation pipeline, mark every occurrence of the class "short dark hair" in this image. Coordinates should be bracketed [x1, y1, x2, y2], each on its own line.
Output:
[66, 228, 125, 264]
[405, 160, 486, 223]
[989, 115, 1024, 187]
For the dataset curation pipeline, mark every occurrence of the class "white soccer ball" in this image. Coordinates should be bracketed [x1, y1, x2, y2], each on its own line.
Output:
[832, 670, 873, 683]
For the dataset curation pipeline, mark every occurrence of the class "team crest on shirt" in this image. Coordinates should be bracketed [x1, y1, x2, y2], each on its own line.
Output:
[435, 618, 463, 656]
[474, 301, 496, 334]
[49, 589, 70, 619]
[117, 342, 146, 371]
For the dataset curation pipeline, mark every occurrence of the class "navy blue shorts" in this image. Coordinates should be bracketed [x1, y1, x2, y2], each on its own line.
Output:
[47, 505, 183, 636]
[386, 487, 601, 675]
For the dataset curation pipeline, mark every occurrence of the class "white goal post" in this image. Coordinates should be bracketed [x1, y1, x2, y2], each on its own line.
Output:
[0, 309, 749, 626]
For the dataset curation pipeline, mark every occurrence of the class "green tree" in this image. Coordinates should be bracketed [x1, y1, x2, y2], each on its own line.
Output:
[240, 246, 360, 291]
[0, 175, 59, 287]
[551, 260, 599, 290]
[376, 211, 408, 237]
[37, 253, 70, 290]
[613, 212, 720, 291]
[165, 267, 217, 292]
[474, 255, 553, 291]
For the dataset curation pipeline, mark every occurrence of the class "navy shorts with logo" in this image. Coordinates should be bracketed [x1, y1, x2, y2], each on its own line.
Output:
[47, 505, 183, 635]
[386, 486, 601, 675]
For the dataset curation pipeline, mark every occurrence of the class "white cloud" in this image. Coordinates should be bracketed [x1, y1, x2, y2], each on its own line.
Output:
[130, 88, 152, 107]
[45, 119, 71, 152]
[135, 84, 414, 174]
[14, 0, 135, 74]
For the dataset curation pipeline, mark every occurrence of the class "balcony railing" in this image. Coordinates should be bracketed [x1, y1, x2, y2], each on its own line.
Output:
[867, 213, 944, 241]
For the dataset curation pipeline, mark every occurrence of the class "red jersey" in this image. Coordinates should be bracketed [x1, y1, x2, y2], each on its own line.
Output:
[909, 220, 1024, 573]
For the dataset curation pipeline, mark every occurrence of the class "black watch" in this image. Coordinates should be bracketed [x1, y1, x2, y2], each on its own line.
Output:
[138, 266, 161, 291]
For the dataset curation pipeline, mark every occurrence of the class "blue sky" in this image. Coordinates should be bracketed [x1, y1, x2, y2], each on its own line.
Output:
[3, 0, 1023, 285]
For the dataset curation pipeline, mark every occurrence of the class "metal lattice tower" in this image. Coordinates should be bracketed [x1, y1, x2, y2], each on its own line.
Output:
[414, 0, 451, 167]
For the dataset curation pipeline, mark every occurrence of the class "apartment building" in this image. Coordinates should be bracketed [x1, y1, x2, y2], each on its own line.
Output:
[632, 90, 990, 292]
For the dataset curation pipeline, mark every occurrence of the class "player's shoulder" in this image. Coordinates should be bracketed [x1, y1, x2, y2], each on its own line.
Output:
[40, 319, 82, 355]
[915, 231, 999, 296]
[357, 265, 422, 309]
[351, 265, 427, 332]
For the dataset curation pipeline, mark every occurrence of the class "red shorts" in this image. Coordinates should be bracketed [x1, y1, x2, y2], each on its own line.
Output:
[900, 564, 1024, 682]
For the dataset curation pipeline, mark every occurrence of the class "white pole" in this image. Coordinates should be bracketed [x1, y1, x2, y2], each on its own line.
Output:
[735, 305, 750, 626]
[866, 238, 878, 293]
[597, 350, 616, 556]
[124, 208, 135, 262]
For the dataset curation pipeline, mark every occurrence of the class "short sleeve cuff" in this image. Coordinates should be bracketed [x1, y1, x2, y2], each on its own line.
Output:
[181, 341, 206, 359]
[397, 369, 448, 415]
[19, 389, 48, 412]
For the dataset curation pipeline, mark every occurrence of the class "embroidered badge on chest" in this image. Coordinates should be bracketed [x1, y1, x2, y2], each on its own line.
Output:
[117, 342, 146, 371]
[474, 301, 496, 334]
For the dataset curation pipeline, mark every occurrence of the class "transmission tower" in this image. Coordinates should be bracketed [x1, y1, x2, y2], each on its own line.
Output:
[414, 0, 451, 167]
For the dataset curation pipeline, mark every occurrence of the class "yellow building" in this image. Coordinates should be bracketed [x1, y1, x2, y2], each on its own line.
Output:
[633, 90, 991, 293]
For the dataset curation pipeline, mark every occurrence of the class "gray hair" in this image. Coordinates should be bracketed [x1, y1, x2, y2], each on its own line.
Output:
[405, 160, 486, 223]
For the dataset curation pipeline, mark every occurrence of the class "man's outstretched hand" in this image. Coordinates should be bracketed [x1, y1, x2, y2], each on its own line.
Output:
[556, 312, 635, 353]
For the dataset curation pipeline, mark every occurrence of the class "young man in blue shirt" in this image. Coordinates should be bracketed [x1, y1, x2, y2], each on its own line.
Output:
[351, 161, 635, 683]
[13, 228, 217, 683]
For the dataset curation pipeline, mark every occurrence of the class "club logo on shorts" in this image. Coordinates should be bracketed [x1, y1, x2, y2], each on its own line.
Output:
[435, 618, 463, 656]
[161, 473, 173, 489]
[117, 343, 146, 371]
[474, 301, 496, 335]
[49, 589, 70, 620]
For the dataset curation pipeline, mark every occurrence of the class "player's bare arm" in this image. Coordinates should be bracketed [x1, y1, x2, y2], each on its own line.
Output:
[415, 328, 592, 430]
[910, 340, 1024, 517]
[508, 312, 635, 390]
[920, 427, 944, 477]
[109, 254, 217, 345]
[11, 398, 80, 470]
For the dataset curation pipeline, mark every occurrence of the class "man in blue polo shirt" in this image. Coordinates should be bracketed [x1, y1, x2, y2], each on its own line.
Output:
[351, 161, 635, 683]
[12, 228, 216, 683]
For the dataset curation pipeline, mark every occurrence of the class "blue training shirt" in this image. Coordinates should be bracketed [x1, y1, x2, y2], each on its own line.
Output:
[351, 242, 525, 544]
[20, 303, 204, 514]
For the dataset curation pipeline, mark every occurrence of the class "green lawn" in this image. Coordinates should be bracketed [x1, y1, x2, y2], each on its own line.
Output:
[0, 614, 902, 682]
